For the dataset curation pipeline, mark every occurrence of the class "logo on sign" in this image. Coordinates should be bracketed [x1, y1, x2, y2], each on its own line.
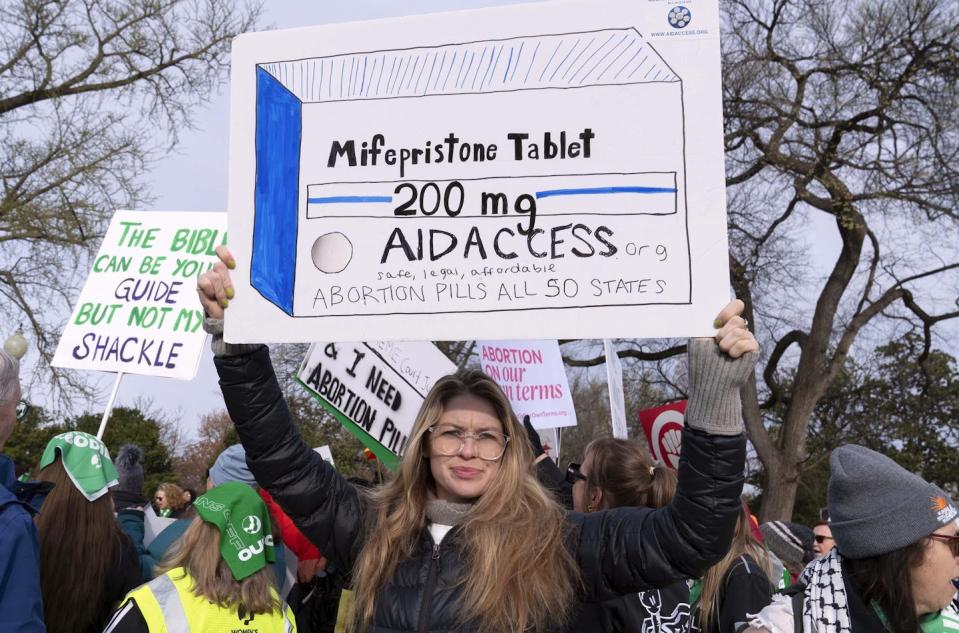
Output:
[241, 515, 261, 535]
[668, 6, 692, 29]
[649, 409, 684, 469]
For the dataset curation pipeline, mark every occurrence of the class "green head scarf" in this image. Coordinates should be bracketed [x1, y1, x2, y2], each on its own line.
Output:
[39, 431, 119, 502]
[193, 482, 275, 581]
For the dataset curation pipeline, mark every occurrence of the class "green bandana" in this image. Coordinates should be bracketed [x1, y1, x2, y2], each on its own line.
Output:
[193, 482, 275, 581]
[39, 431, 118, 501]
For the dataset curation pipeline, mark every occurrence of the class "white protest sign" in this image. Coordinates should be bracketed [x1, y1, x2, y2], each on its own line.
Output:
[295, 341, 456, 468]
[142, 504, 178, 548]
[604, 339, 628, 438]
[225, 0, 729, 343]
[314, 445, 335, 467]
[52, 211, 226, 379]
[478, 340, 576, 429]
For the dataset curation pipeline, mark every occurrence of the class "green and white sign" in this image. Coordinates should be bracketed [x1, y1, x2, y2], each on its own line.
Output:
[295, 341, 455, 469]
[52, 210, 227, 380]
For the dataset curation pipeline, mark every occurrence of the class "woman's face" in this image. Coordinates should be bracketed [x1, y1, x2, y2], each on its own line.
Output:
[572, 452, 602, 513]
[154, 490, 169, 509]
[428, 394, 504, 504]
[912, 522, 959, 615]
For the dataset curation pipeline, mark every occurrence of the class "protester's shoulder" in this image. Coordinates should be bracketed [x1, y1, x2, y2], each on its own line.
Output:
[726, 554, 772, 583]
[147, 516, 193, 557]
[567, 504, 654, 524]
[103, 595, 151, 633]
[118, 528, 140, 563]
[566, 505, 659, 542]
[0, 492, 35, 531]
[0, 480, 17, 510]
[0, 496, 38, 555]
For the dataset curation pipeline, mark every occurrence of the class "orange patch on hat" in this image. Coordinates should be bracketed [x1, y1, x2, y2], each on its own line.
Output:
[931, 496, 950, 512]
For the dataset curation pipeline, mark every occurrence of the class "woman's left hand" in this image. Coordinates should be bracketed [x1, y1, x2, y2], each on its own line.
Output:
[712, 299, 758, 359]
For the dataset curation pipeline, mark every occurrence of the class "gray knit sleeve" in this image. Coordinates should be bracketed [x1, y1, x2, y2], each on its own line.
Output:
[684, 338, 758, 435]
[202, 317, 262, 357]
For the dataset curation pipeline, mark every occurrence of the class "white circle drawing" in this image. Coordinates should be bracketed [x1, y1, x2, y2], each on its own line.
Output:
[311, 232, 353, 273]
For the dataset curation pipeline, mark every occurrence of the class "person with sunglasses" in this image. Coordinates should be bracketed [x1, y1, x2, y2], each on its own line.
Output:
[196, 245, 759, 633]
[811, 521, 835, 559]
[746, 445, 959, 633]
[153, 482, 189, 518]
[0, 347, 45, 631]
[567, 439, 692, 633]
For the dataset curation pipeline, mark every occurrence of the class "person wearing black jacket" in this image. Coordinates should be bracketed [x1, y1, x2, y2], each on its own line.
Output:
[529, 423, 693, 633]
[692, 505, 774, 633]
[196, 245, 758, 633]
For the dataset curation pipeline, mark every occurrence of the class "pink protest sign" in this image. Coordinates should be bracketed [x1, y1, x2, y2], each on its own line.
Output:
[478, 340, 576, 429]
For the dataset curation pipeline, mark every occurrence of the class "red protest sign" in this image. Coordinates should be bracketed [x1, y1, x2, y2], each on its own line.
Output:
[638, 401, 687, 471]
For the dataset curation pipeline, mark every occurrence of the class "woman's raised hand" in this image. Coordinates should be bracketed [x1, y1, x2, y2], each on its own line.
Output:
[196, 245, 237, 319]
[712, 299, 758, 359]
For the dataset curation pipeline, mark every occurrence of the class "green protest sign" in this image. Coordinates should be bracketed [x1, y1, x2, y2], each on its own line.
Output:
[52, 210, 227, 380]
[294, 341, 455, 469]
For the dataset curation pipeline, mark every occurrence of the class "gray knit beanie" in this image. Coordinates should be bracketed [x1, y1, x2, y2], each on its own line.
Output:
[760, 521, 814, 565]
[828, 444, 958, 559]
[114, 444, 145, 496]
[209, 444, 257, 487]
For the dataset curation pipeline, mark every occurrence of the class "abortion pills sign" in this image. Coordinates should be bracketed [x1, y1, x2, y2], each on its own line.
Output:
[52, 210, 226, 379]
[225, 0, 729, 343]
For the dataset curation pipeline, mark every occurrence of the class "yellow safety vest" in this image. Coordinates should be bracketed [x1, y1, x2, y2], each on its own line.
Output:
[121, 568, 296, 633]
[333, 589, 353, 633]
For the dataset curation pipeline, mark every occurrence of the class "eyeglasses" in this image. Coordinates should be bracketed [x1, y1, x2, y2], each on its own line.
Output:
[566, 462, 588, 486]
[929, 534, 959, 557]
[427, 425, 509, 461]
[15, 400, 29, 422]
[814, 535, 834, 544]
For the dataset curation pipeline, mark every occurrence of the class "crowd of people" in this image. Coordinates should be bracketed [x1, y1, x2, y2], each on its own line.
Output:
[0, 245, 956, 633]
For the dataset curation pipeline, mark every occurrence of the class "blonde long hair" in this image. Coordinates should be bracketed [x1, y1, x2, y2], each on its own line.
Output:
[158, 519, 279, 615]
[350, 369, 579, 633]
[695, 505, 772, 632]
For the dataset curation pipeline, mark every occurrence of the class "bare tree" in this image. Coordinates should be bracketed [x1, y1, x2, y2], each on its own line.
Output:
[0, 0, 261, 406]
[563, 0, 959, 520]
[723, 0, 959, 519]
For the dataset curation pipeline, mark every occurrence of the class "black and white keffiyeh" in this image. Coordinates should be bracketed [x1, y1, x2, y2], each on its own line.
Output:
[797, 550, 851, 633]
[751, 549, 959, 633]
[746, 550, 850, 633]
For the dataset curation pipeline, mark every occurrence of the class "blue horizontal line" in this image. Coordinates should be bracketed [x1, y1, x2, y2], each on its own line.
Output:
[308, 196, 393, 204]
[535, 186, 677, 199]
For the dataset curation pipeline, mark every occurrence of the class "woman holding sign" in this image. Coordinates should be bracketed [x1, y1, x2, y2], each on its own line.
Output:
[197, 245, 758, 633]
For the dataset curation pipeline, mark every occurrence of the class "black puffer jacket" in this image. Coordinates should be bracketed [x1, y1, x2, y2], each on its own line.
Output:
[215, 346, 746, 633]
[534, 438, 692, 633]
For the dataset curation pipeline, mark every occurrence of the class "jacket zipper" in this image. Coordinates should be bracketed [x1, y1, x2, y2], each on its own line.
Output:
[417, 543, 442, 633]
